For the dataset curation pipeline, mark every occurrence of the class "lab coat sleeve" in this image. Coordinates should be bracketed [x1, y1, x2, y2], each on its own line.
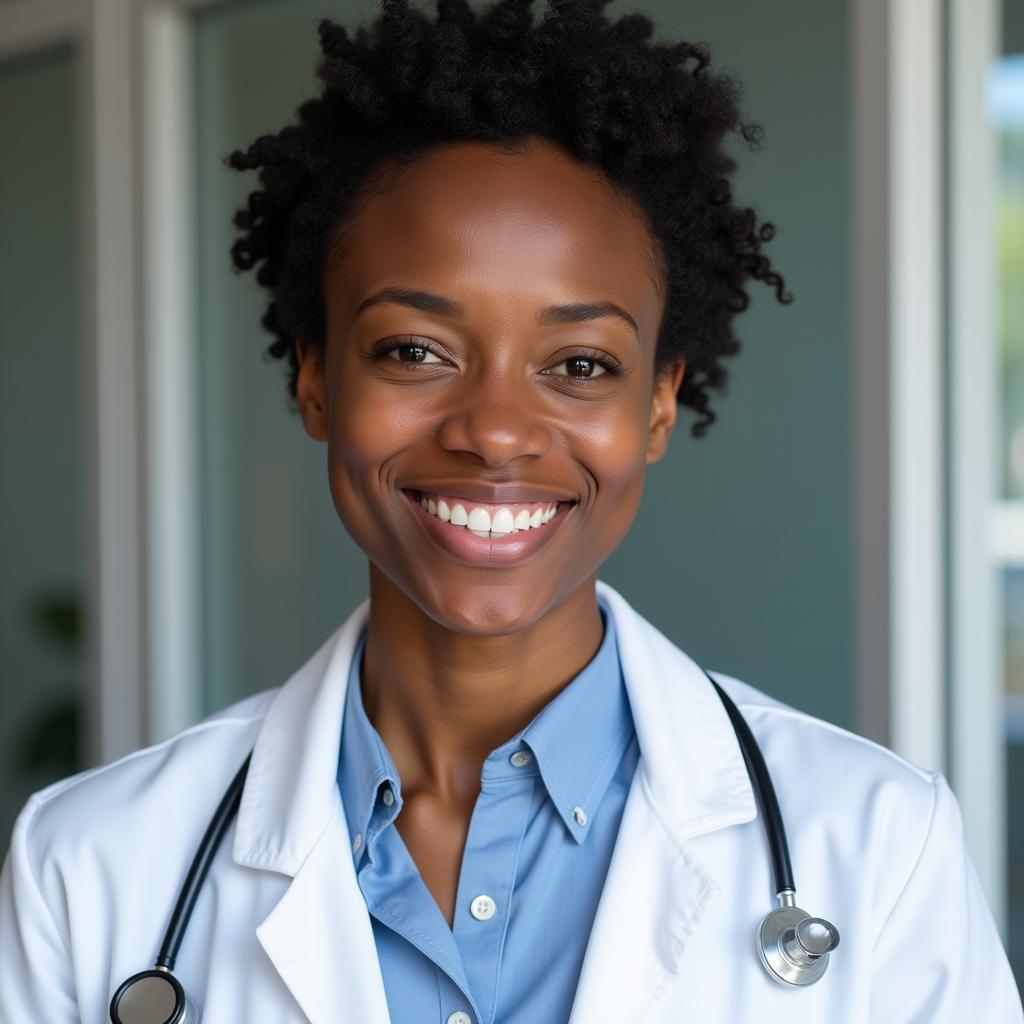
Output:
[869, 772, 1024, 1022]
[0, 795, 80, 1023]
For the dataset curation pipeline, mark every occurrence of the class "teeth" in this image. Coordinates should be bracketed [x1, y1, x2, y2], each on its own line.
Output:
[415, 492, 564, 536]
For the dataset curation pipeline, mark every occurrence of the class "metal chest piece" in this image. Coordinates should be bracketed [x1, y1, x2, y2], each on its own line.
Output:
[757, 891, 841, 987]
[109, 968, 199, 1024]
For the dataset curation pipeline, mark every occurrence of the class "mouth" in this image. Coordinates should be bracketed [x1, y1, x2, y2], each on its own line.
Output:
[399, 488, 577, 566]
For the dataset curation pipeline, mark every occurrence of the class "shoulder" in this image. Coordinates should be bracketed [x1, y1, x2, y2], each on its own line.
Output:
[0, 689, 281, 1020]
[706, 670, 946, 926]
[708, 669, 938, 815]
[708, 668, 935, 791]
[14, 688, 277, 871]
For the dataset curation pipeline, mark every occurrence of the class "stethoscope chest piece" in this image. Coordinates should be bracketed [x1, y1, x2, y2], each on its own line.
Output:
[109, 968, 197, 1024]
[756, 893, 841, 987]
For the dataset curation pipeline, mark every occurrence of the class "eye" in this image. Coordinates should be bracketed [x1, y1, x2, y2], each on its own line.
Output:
[547, 350, 623, 385]
[369, 337, 445, 364]
[551, 354, 608, 379]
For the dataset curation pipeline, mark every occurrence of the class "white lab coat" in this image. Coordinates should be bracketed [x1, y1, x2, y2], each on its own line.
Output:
[1, 578, 1021, 1023]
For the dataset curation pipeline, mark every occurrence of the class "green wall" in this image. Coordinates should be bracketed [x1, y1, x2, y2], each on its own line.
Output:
[194, 1, 375, 716]
[0, 48, 83, 847]
[1006, 0, 1024, 56]
[604, 0, 851, 727]
[193, 0, 852, 727]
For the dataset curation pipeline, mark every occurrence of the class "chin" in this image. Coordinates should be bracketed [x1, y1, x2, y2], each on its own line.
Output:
[381, 571, 563, 637]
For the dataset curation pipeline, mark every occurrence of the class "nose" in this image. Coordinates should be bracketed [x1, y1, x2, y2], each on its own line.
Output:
[434, 369, 553, 467]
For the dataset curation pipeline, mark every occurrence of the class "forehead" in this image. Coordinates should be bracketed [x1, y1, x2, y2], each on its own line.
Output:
[326, 138, 664, 334]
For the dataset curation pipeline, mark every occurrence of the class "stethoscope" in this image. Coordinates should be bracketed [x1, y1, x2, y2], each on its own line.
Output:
[109, 669, 840, 1023]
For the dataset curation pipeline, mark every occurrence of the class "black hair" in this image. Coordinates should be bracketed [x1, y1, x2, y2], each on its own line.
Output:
[227, 0, 791, 437]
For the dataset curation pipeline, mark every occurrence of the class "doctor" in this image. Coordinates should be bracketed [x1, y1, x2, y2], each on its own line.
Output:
[2, 1, 1022, 1020]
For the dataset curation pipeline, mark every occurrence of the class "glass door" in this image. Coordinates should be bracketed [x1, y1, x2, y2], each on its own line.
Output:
[0, 45, 86, 850]
[991, 44, 1024, 986]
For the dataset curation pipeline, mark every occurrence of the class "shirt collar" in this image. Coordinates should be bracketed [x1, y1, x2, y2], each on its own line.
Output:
[505, 595, 633, 845]
[337, 594, 634, 860]
[337, 629, 402, 865]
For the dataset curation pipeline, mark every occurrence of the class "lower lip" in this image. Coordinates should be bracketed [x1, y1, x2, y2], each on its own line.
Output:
[400, 489, 576, 566]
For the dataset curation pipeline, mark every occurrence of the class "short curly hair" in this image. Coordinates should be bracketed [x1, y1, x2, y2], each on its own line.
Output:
[227, 0, 791, 438]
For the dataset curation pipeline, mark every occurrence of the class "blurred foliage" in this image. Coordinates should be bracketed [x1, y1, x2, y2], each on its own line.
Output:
[26, 587, 80, 651]
[16, 587, 82, 778]
[17, 700, 80, 776]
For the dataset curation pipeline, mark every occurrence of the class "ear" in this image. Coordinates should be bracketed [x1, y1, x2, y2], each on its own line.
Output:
[295, 338, 329, 442]
[646, 358, 686, 464]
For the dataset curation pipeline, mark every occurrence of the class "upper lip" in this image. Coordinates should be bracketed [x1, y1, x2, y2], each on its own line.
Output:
[403, 482, 578, 505]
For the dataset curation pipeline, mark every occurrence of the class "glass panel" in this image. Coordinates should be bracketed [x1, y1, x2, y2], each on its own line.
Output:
[993, 45, 1024, 988]
[997, 56, 1024, 501]
[1004, 566, 1024, 987]
[0, 47, 84, 852]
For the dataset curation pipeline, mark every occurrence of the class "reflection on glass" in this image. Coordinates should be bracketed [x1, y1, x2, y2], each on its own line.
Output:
[1003, 568, 1024, 986]
[993, 51, 1024, 990]
[995, 55, 1024, 500]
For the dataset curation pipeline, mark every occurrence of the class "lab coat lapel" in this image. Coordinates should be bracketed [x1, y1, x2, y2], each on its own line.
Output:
[566, 768, 722, 1022]
[232, 598, 391, 1023]
[255, 796, 389, 1023]
[567, 582, 758, 1021]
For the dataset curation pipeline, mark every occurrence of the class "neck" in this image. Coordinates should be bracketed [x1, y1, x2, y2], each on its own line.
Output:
[360, 566, 605, 806]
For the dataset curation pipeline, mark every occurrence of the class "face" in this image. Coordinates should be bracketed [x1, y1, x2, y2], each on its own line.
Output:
[295, 136, 684, 635]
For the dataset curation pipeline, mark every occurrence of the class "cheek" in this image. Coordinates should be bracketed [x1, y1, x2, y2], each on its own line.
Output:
[569, 402, 652, 558]
[320, 377, 414, 539]
[581, 403, 650, 494]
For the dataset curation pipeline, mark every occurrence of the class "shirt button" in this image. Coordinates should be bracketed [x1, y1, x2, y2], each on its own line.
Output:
[469, 894, 496, 920]
[510, 749, 533, 768]
[381, 786, 395, 806]
[572, 806, 588, 827]
[352, 832, 363, 852]
[447, 1013, 472, 1024]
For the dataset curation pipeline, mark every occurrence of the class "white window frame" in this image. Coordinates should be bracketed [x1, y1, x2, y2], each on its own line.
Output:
[0, 0, 219, 764]
[852, 0, 945, 775]
[948, 0, 1004, 933]
[852, 0, 1005, 930]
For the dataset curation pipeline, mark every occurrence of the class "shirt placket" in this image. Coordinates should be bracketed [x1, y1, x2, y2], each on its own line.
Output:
[450, 746, 539, 1024]
[358, 811, 481, 1022]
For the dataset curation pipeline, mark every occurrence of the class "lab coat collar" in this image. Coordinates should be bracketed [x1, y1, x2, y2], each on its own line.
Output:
[233, 578, 755, 871]
[232, 578, 757, 1021]
[231, 608, 363, 874]
[595, 579, 757, 839]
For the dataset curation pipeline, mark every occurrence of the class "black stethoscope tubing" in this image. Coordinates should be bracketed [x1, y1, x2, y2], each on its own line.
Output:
[705, 676, 794, 893]
[156, 752, 252, 972]
[109, 668, 836, 1023]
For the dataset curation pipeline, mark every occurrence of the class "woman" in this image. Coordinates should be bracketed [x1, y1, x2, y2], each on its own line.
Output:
[1, 1, 1021, 1021]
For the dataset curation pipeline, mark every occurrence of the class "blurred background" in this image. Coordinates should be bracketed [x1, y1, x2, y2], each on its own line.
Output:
[0, 0, 1020, 991]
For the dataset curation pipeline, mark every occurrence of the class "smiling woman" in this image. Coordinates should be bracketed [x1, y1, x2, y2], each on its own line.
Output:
[0, 1, 1021, 1023]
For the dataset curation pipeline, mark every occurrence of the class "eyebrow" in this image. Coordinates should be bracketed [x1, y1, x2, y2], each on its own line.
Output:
[353, 286, 639, 339]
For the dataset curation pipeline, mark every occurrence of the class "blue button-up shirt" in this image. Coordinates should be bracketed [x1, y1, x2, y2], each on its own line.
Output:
[337, 595, 639, 1024]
